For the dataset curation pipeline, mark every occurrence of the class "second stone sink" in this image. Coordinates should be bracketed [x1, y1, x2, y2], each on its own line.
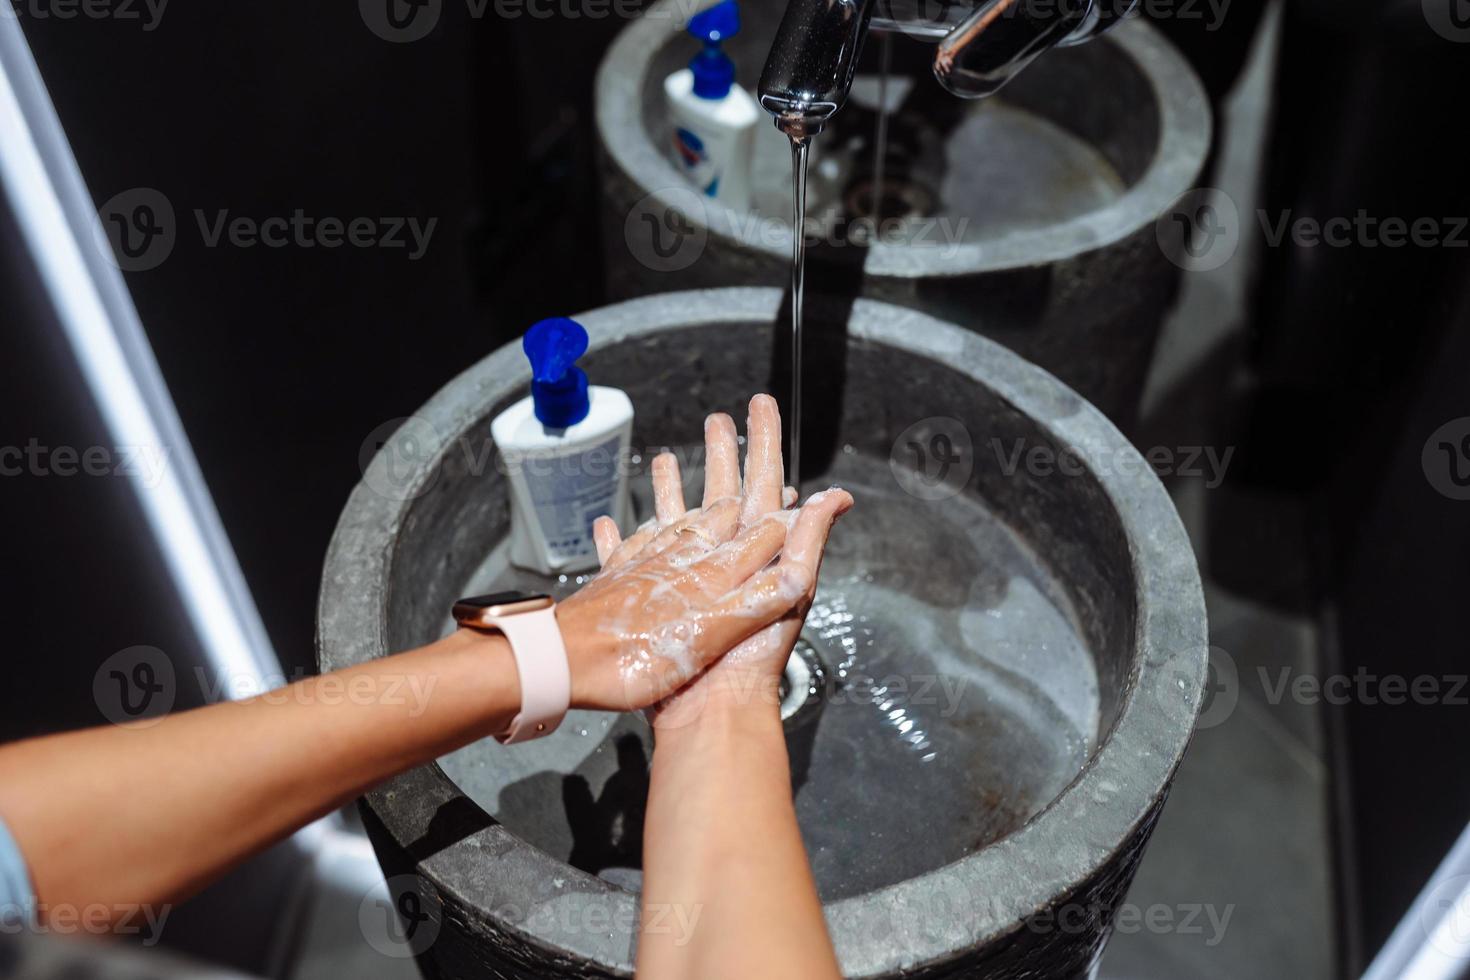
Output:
[595, 3, 1211, 424]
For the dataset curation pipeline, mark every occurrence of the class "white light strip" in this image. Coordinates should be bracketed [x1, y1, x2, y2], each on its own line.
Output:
[1364, 820, 1470, 980]
[0, 20, 278, 696]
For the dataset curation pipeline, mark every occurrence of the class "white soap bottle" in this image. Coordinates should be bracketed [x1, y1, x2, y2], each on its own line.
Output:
[664, 0, 759, 211]
[491, 318, 634, 575]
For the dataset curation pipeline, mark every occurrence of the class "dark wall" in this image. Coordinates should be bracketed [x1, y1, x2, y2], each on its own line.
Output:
[11, 2, 625, 677]
[5, 5, 630, 973]
[15, 3, 478, 677]
[1329, 261, 1470, 960]
[1234, 0, 1470, 960]
[0, 200, 206, 743]
[0, 175, 315, 979]
[1149, 0, 1470, 960]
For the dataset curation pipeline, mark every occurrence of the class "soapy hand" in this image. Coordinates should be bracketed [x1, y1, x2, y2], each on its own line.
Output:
[642, 406, 850, 729]
[556, 394, 852, 712]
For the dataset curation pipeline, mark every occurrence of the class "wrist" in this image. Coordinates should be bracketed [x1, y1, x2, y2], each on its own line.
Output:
[554, 604, 610, 709]
[439, 627, 521, 735]
[653, 678, 784, 750]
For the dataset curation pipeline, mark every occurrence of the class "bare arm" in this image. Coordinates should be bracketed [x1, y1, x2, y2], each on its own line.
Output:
[613, 396, 849, 980]
[0, 628, 521, 920]
[0, 394, 845, 942]
[640, 684, 841, 980]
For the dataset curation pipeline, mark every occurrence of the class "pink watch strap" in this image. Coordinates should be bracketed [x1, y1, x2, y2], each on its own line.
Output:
[484, 607, 571, 744]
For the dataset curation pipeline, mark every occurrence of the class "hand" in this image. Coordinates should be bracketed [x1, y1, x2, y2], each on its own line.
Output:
[646, 414, 850, 731]
[555, 395, 852, 713]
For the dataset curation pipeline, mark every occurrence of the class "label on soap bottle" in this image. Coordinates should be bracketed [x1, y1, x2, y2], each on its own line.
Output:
[516, 433, 624, 564]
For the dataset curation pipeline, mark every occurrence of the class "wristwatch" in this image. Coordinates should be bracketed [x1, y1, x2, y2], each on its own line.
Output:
[451, 591, 571, 744]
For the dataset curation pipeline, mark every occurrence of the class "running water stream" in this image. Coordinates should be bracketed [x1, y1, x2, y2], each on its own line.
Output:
[870, 32, 893, 223]
[784, 35, 895, 486]
[787, 134, 810, 485]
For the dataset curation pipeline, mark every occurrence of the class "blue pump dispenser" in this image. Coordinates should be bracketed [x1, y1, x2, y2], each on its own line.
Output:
[523, 317, 591, 428]
[688, 1, 740, 100]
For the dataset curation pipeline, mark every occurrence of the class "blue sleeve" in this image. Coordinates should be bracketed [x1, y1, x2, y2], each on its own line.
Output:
[0, 814, 35, 927]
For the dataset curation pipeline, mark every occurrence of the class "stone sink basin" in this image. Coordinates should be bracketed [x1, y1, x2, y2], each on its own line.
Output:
[317, 288, 1208, 978]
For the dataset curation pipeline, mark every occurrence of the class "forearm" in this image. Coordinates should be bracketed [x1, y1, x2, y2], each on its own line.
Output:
[638, 684, 840, 980]
[0, 628, 518, 919]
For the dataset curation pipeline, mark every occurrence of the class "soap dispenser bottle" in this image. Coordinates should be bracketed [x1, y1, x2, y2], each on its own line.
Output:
[491, 317, 634, 575]
[664, 0, 759, 210]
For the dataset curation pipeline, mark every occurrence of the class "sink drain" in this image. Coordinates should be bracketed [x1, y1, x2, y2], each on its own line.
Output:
[843, 174, 935, 224]
[780, 638, 827, 727]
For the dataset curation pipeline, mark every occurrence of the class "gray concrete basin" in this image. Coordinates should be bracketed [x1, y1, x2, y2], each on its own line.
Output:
[317, 288, 1208, 978]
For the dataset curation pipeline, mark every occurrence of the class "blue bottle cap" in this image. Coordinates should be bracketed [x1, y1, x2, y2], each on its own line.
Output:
[688, 0, 740, 100]
[523, 317, 591, 428]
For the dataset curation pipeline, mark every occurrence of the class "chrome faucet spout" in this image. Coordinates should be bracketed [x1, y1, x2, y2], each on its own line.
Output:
[934, 0, 1136, 98]
[757, 0, 1138, 127]
[757, 0, 877, 137]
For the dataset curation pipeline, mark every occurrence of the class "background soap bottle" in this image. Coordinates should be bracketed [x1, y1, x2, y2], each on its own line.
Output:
[664, 0, 758, 211]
